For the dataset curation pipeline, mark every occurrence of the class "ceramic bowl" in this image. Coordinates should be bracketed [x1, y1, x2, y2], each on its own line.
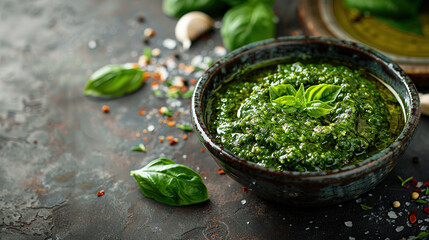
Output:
[191, 36, 420, 206]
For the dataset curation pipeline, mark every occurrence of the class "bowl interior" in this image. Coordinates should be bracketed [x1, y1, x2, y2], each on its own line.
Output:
[193, 36, 420, 176]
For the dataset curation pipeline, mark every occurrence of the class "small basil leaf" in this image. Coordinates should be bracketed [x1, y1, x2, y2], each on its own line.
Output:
[304, 84, 342, 103]
[181, 89, 194, 99]
[273, 95, 296, 106]
[269, 84, 296, 101]
[305, 100, 334, 118]
[295, 83, 305, 107]
[222, 0, 276, 7]
[221, 2, 276, 51]
[130, 158, 209, 206]
[83, 64, 144, 98]
[176, 124, 193, 131]
[131, 143, 146, 152]
[162, 0, 228, 18]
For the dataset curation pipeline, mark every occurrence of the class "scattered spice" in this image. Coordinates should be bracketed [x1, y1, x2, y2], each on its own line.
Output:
[142, 137, 148, 141]
[159, 137, 164, 143]
[169, 138, 178, 146]
[33, 140, 38, 144]
[131, 143, 146, 152]
[424, 207, 429, 213]
[136, 12, 145, 23]
[136, 132, 141, 138]
[411, 192, 419, 200]
[398, 175, 413, 186]
[190, 78, 197, 85]
[410, 178, 418, 187]
[152, 48, 161, 57]
[415, 232, 428, 239]
[217, 169, 225, 175]
[360, 204, 372, 210]
[182, 134, 188, 140]
[242, 186, 247, 192]
[404, 184, 410, 189]
[144, 28, 156, 37]
[97, 190, 105, 197]
[423, 181, 429, 187]
[416, 199, 428, 204]
[166, 136, 173, 141]
[159, 106, 173, 116]
[167, 121, 176, 127]
[200, 148, 206, 153]
[410, 214, 417, 224]
[138, 109, 146, 115]
[102, 105, 110, 113]
[392, 201, 401, 208]
[414, 188, 422, 193]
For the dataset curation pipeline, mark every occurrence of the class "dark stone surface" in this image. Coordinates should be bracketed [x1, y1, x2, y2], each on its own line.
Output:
[0, 0, 427, 239]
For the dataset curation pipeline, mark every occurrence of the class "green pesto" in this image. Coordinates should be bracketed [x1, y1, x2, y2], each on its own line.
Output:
[208, 62, 404, 171]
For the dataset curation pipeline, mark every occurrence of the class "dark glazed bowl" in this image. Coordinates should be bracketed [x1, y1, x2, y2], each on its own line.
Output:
[191, 36, 420, 206]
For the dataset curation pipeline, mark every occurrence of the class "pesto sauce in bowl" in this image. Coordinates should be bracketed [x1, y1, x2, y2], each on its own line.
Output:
[208, 62, 405, 172]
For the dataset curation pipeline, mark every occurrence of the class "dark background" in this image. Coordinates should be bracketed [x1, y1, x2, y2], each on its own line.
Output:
[0, 0, 428, 239]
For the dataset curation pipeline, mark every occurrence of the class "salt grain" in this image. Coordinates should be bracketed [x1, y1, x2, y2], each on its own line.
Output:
[344, 221, 352, 227]
[163, 38, 177, 50]
[395, 226, 404, 232]
[147, 125, 155, 132]
[388, 211, 398, 219]
[241, 199, 246, 205]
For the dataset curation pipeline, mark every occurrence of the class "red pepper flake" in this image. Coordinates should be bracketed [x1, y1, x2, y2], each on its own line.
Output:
[169, 138, 178, 146]
[411, 210, 417, 216]
[166, 136, 173, 141]
[151, 72, 161, 79]
[167, 116, 174, 121]
[159, 137, 164, 143]
[142, 137, 148, 141]
[242, 186, 247, 192]
[143, 72, 151, 80]
[217, 169, 225, 175]
[138, 109, 146, 115]
[410, 178, 418, 187]
[190, 79, 197, 85]
[291, 30, 299, 36]
[33, 140, 38, 144]
[200, 148, 206, 153]
[97, 190, 105, 197]
[424, 208, 429, 213]
[414, 188, 422, 192]
[136, 132, 141, 138]
[403, 184, 410, 189]
[182, 134, 188, 140]
[423, 181, 429, 187]
[409, 214, 417, 224]
[167, 121, 176, 127]
[101, 105, 110, 113]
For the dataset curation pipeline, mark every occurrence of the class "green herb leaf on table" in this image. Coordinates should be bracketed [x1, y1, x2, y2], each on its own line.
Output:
[360, 204, 372, 210]
[426, 186, 429, 195]
[177, 124, 193, 132]
[221, 2, 276, 51]
[159, 106, 173, 117]
[415, 231, 428, 239]
[415, 199, 428, 204]
[181, 89, 194, 99]
[83, 64, 144, 98]
[131, 143, 146, 152]
[130, 158, 209, 206]
[162, 0, 228, 18]
[144, 47, 152, 61]
[397, 175, 413, 186]
[269, 83, 341, 118]
[222, 0, 276, 7]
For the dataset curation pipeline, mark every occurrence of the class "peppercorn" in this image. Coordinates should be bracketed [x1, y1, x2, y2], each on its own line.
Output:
[411, 192, 419, 200]
[393, 201, 401, 208]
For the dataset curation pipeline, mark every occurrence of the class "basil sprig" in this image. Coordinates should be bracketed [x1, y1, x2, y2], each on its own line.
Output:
[83, 64, 144, 98]
[130, 158, 209, 206]
[270, 83, 342, 118]
[221, 1, 276, 51]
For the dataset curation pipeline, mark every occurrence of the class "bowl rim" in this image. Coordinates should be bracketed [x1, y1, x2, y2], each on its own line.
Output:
[191, 36, 421, 179]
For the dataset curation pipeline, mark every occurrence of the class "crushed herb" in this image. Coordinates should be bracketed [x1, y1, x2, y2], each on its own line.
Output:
[415, 232, 428, 239]
[360, 204, 372, 210]
[398, 176, 414, 186]
[415, 199, 428, 204]
[176, 124, 193, 131]
[131, 143, 147, 152]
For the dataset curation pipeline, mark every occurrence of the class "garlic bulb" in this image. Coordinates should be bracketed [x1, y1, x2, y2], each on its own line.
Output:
[175, 11, 214, 50]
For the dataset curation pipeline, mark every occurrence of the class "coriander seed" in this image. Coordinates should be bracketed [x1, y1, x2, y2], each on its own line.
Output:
[392, 201, 400, 208]
[411, 192, 419, 200]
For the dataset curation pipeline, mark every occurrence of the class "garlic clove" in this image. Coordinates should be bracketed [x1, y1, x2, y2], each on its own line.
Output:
[175, 11, 214, 50]
[420, 93, 429, 116]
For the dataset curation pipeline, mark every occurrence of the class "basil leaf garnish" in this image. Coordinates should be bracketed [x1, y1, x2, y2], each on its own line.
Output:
[162, 0, 227, 18]
[305, 100, 334, 118]
[176, 124, 194, 131]
[269, 84, 296, 101]
[305, 84, 342, 103]
[130, 158, 209, 206]
[269, 83, 341, 118]
[83, 64, 144, 98]
[221, 2, 275, 50]
[130, 143, 146, 152]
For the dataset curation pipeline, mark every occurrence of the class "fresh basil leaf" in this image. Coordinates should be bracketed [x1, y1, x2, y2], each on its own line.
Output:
[130, 158, 209, 206]
[295, 83, 305, 107]
[131, 143, 146, 152]
[162, 0, 228, 18]
[144, 47, 152, 61]
[221, 2, 276, 51]
[83, 64, 144, 98]
[269, 84, 296, 101]
[222, 0, 276, 7]
[305, 100, 334, 118]
[177, 124, 193, 131]
[305, 84, 342, 103]
[273, 95, 296, 106]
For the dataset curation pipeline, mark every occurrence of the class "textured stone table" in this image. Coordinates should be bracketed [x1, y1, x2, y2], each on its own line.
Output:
[0, 0, 428, 239]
